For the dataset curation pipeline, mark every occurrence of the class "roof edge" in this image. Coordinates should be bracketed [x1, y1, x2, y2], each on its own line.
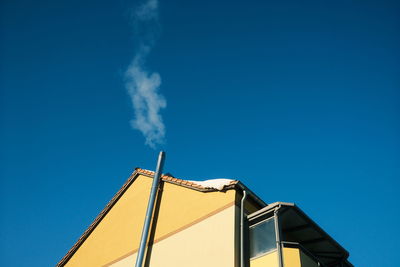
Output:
[236, 181, 268, 208]
[56, 169, 141, 266]
[136, 168, 239, 192]
[56, 168, 260, 266]
[138, 169, 267, 208]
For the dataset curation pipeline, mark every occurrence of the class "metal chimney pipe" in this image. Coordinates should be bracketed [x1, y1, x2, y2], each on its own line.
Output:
[135, 151, 166, 267]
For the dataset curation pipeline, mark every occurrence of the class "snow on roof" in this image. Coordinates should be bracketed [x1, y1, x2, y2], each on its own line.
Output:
[186, 179, 234, 191]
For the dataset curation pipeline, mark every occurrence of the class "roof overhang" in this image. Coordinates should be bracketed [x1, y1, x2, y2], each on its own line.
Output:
[248, 202, 353, 267]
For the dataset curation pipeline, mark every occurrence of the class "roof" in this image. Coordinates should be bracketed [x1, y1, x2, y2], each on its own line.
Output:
[248, 202, 353, 267]
[56, 168, 260, 266]
[138, 168, 239, 191]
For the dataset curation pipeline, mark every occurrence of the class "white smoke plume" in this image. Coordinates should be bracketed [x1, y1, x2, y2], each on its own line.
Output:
[125, 0, 166, 148]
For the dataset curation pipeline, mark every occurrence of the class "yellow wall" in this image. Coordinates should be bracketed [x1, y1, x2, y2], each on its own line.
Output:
[282, 247, 319, 267]
[65, 174, 236, 267]
[250, 247, 318, 267]
[283, 247, 301, 267]
[250, 251, 279, 267]
[109, 205, 236, 267]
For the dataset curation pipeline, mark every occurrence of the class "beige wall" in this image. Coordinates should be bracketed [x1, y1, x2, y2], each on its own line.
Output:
[109, 205, 236, 267]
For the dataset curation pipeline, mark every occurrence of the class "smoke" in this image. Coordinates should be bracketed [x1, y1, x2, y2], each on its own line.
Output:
[125, 0, 166, 148]
[135, 0, 158, 21]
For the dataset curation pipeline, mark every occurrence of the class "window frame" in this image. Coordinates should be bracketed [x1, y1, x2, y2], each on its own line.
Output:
[249, 216, 277, 260]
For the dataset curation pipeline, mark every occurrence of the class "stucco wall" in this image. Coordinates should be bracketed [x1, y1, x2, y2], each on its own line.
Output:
[282, 247, 319, 267]
[109, 205, 236, 267]
[283, 247, 301, 267]
[250, 247, 319, 267]
[64, 174, 236, 267]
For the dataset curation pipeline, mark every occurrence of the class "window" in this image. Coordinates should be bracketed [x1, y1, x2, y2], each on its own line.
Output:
[249, 217, 276, 258]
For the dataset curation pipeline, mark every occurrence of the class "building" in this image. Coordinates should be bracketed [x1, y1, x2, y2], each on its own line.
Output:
[57, 168, 352, 267]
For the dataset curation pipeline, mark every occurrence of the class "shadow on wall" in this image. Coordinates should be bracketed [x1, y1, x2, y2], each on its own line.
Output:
[144, 181, 165, 267]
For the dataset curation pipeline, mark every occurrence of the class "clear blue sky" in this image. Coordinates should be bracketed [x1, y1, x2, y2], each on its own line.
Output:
[1, 0, 399, 266]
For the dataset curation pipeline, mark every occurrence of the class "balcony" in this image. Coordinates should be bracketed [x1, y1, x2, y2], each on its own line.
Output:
[248, 202, 352, 267]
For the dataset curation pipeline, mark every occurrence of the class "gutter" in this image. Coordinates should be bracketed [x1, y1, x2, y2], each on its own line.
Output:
[236, 182, 266, 267]
[236, 182, 267, 209]
[240, 190, 247, 267]
[273, 205, 284, 267]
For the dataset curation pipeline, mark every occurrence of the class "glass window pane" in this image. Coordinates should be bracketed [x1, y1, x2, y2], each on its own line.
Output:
[249, 218, 276, 258]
